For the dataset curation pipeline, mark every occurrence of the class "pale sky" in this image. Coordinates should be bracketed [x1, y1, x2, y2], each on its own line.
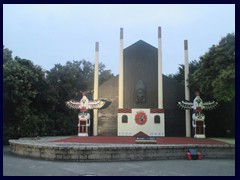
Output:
[3, 4, 235, 75]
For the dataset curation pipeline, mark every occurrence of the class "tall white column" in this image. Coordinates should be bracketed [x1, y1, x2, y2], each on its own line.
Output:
[184, 40, 191, 137]
[119, 28, 124, 108]
[158, 27, 163, 109]
[93, 42, 99, 136]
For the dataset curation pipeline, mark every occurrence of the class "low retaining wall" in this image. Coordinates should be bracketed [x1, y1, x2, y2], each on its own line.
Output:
[9, 139, 235, 162]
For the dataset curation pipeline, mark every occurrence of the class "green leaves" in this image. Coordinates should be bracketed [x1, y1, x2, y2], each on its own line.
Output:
[169, 33, 235, 103]
[3, 46, 13, 63]
[4, 59, 40, 104]
[3, 56, 48, 139]
[191, 33, 235, 102]
[211, 65, 235, 102]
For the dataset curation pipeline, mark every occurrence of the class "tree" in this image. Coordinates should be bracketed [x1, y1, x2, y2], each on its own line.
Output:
[189, 33, 235, 102]
[3, 46, 115, 141]
[168, 60, 200, 86]
[99, 63, 114, 86]
[189, 33, 235, 137]
[3, 56, 49, 142]
[3, 45, 13, 63]
[167, 33, 235, 137]
[45, 60, 114, 136]
[45, 60, 88, 135]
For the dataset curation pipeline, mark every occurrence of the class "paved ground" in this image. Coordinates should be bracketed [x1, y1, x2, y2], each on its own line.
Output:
[3, 146, 235, 176]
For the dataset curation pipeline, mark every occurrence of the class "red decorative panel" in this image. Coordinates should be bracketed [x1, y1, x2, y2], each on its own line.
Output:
[135, 111, 147, 125]
[80, 121, 86, 125]
[196, 121, 204, 134]
[118, 108, 132, 113]
[133, 131, 149, 137]
[150, 108, 164, 113]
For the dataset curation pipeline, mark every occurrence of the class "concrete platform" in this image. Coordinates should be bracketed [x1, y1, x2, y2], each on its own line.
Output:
[9, 136, 235, 162]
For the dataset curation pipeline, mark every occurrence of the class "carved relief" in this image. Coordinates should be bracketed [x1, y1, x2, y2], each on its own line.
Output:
[135, 80, 146, 103]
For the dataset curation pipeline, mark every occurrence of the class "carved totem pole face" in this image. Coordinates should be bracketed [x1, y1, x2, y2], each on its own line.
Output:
[80, 95, 89, 112]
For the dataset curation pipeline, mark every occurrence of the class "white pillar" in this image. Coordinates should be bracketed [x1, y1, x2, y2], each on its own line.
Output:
[119, 28, 124, 108]
[158, 27, 163, 109]
[184, 40, 191, 137]
[93, 42, 99, 136]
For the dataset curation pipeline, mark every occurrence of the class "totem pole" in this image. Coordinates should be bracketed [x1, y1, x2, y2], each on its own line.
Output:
[178, 92, 218, 138]
[66, 91, 110, 136]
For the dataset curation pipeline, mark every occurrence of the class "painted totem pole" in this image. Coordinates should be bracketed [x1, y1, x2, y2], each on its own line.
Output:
[66, 91, 109, 136]
[178, 92, 218, 138]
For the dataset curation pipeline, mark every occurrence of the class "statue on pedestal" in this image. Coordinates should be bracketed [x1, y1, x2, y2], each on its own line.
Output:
[178, 92, 218, 138]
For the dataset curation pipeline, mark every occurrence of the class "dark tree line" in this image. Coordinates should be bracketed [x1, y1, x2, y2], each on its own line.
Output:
[3, 47, 113, 144]
[168, 33, 235, 137]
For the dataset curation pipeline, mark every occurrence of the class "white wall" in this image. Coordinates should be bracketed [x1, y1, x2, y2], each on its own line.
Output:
[118, 109, 165, 136]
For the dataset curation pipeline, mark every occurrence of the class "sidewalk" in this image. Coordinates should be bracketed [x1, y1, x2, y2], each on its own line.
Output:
[3, 146, 235, 176]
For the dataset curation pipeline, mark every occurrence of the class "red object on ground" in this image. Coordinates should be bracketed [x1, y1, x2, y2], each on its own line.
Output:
[186, 149, 202, 160]
[51, 136, 228, 145]
[187, 152, 192, 160]
[198, 152, 202, 160]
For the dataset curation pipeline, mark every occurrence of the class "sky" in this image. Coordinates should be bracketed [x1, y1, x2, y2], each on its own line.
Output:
[3, 4, 235, 76]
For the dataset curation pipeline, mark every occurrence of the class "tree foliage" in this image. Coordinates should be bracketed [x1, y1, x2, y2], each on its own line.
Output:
[168, 60, 200, 85]
[168, 33, 235, 103]
[3, 48, 114, 143]
[189, 33, 235, 102]
[3, 46, 13, 63]
[3, 57, 48, 141]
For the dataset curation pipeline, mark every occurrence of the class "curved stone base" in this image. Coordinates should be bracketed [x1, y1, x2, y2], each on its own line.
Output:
[9, 137, 235, 162]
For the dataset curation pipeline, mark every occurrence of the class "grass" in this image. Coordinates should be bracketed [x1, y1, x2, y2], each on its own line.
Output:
[210, 138, 235, 144]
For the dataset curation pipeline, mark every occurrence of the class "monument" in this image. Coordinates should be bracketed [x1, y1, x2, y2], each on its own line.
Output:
[66, 91, 109, 136]
[97, 27, 185, 137]
[8, 27, 235, 163]
[117, 27, 165, 137]
[178, 92, 218, 138]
